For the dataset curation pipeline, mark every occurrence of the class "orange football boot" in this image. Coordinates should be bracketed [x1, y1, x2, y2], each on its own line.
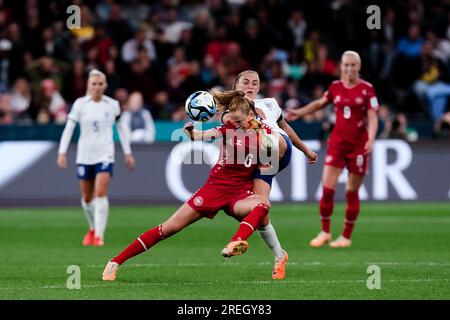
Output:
[272, 250, 288, 280]
[329, 235, 352, 248]
[309, 231, 332, 248]
[102, 261, 119, 281]
[221, 240, 249, 258]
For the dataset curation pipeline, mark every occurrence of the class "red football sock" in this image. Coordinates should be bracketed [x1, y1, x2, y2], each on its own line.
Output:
[342, 190, 360, 239]
[231, 203, 269, 241]
[112, 225, 165, 265]
[320, 186, 335, 233]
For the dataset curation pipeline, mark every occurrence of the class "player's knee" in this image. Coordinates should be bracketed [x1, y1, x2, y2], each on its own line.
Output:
[258, 215, 270, 229]
[346, 187, 359, 194]
[160, 223, 182, 238]
[82, 194, 93, 203]
[253, 195, 270, 209]
[94, 189, 108, 198]
[160, 225, 174, 238]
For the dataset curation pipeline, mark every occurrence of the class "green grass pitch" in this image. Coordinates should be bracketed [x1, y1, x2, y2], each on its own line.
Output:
[0, 202, 449, 300]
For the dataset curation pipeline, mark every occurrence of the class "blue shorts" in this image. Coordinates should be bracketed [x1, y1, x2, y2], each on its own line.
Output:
[253, 133, 292, 186]
[77, 162, 114, 180]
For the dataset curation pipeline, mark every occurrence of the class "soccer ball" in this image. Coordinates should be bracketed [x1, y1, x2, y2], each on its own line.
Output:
[185, 91, 217, 122]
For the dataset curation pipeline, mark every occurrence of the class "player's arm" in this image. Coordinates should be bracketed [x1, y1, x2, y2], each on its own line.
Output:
[278, 118, 317, 164]
[183, 122, 222, 141]
[57, 118, 77, 169]
[365, 109, 378, 155]
[116, 114, 136, 170]
[286, 96, 329, 121]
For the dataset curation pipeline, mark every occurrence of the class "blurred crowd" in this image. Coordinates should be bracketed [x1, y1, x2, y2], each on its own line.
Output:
[1, 0, 450, 140]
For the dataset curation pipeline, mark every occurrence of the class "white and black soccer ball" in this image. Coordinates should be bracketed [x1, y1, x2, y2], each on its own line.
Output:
[185, 91, 217, 122]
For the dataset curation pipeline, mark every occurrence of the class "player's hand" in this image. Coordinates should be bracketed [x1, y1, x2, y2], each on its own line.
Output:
[364, 138, 375, 155]
[257, 162, 273, 173]
[125, 154, 135, 171]
[285, 108, 302, 122]
[248, 118, 263, 130]
[183, 122, 195, 139]
[57, 154, 67, 169]
[306, 149, 318, 164]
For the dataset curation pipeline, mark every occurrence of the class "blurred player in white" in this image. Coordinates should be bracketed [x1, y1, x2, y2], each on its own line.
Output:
[57, 69, 135, 246]
[232, 71, 317, 164]
[222, 70, 317, 279]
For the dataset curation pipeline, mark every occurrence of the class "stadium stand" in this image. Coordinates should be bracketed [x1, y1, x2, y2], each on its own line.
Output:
[0, 0, 450, 140]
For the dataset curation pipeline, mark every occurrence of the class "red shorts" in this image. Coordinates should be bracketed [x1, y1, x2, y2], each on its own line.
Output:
[325, 145, 368, 176]
[186, 182, 253, 219]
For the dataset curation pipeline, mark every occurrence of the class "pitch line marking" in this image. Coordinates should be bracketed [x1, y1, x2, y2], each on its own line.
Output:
[2, 261, 450, 269]
[0, 278, 448, 291]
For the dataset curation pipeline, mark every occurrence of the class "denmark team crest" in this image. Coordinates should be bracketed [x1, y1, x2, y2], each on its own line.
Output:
[194, 196, 204, 206]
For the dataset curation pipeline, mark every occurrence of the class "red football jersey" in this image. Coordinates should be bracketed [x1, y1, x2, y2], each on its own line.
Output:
[206, 120, 271, 189]
[324, 79, 379, 149]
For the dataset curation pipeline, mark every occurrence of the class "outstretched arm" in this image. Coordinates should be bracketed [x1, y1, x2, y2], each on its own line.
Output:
[278, 119, 317, 164]
[286, 96, 329, 121]
[183, 122, 222, 141]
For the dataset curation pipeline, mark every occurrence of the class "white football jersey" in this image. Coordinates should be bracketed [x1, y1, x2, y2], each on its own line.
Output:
[254, 98, 287, 136]
[68, 95, 121, 165]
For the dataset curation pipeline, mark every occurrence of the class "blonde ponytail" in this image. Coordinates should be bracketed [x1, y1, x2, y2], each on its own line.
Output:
[210, 89, 255, 115]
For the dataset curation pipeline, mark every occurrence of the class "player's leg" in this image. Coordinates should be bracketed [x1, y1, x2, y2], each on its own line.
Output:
[78, 164, 96, 245]
[113, 203, 203, 265]
[103, 203, 203, 281]
[310, 164, 342, 247]
[253, 179, 288, 279]
[254, 179, 284, 259]
[330, 149, 367, 248]
[254, 132, 290, 259]
[221, 195, 270, 257]
[92, 171, 111, 246]
[253, 134, 290, 278]
[330, 173, 364, 248]
[79, 178, 96, 245]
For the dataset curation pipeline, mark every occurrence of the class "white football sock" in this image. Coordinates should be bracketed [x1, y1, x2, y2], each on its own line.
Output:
[94, 197, 109, 239]
[81, 198, 95, 230]
[257, 223, 285, 259]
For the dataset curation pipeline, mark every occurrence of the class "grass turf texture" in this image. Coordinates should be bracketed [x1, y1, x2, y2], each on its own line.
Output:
[0, 203, 449, 300]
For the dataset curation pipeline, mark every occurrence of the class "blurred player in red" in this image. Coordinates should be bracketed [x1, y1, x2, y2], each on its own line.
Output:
[287, 51, 379, 248]
[102, 90, 287, 281]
